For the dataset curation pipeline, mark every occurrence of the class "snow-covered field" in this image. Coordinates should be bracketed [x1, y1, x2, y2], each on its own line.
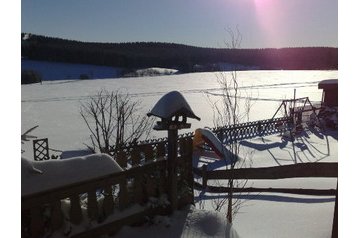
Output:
[21, 70, 337, 157]
[21, 69, 338, 237]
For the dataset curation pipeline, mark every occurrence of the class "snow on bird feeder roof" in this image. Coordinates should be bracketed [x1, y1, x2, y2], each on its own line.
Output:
[147, 91, 200, 121]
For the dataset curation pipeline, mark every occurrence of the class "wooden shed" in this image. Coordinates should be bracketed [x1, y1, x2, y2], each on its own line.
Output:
[318, 79, 338, 107]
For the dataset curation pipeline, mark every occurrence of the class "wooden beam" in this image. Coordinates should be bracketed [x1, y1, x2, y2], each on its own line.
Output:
[205, 163, 337, 180]
[194, 182, 337, 196]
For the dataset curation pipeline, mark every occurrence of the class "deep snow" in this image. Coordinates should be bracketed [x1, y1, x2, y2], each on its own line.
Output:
[21, 70, 337, 159]
[21, 69, 338, 237]
[116, 206, 240, 238]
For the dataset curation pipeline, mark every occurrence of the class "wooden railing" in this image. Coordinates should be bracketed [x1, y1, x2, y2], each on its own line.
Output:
[22, 137, 194, 238]
[193, 162, 338, 238]
[22, 115, 315, 238]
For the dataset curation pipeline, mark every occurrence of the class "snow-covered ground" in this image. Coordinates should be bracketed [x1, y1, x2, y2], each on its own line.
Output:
[21, 69, 338, 237]
[21, 69, 337, 158]
[117, 205, 240, 238]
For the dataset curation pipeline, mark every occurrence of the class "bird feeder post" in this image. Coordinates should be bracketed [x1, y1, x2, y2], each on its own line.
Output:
[147, 91, 200, 213]
[167, 127, 178, 212]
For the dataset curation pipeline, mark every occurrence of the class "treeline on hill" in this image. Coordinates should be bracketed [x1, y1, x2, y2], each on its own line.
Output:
[21, 33, 338, 72]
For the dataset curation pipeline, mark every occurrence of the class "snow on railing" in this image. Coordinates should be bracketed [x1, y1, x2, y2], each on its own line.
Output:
[22, 138, 194, 238]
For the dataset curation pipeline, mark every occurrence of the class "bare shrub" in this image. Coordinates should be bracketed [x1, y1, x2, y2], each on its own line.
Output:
[80, 90, 154, 155]
[206, 26, 253, 223]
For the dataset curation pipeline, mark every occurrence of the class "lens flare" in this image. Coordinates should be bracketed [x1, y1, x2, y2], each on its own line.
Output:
[253, 0, 284, 47]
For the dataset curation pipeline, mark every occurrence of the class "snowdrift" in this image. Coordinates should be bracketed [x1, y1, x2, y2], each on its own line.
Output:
[118, 206, 240, 238]
[21, 154, 123, 196]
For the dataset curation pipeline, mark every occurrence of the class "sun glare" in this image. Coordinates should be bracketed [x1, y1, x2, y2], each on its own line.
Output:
[253, 0, 283, 47]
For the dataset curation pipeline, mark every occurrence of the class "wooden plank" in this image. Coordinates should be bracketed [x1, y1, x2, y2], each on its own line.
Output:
[331, 183, 338, 238]
[118, 177, 129, 211]
[30, 206, 44, 238]
[103, 185, 114, 218]
[69, 195, 83, 225]
[87, 190, 99, 221]
[194, 182, 337, 196]
[50, 200, 63, 230]
[206, 163, 337, 180]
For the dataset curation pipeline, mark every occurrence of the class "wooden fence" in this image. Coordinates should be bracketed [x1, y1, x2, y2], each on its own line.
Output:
[107, 116, 292, 162]
[194, 162, 337, 195]
[212, 116, 292, 143]
[22, 115, 319, 237]
[193, 162, 338, 238]
[22, 137, 194, 238]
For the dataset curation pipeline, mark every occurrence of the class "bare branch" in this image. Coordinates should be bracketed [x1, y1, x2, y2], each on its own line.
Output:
[80, 90, 153, 154]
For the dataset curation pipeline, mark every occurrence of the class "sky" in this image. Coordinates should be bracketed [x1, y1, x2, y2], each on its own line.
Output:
[21, 0, 338, 49]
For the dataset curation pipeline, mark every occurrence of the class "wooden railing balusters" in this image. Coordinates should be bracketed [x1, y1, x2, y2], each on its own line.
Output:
[50, 200, 63, 230]
[102, 185, 114, 218]
[87, 190, 99, 221]
[30, 206, 44, 238]
[69, 195, 83, 225]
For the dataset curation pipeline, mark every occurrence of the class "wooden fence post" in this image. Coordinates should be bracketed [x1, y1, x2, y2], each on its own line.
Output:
[30, 206, 44, 238]
[103, 185, 114, 218]
[50, 200, 63, 230]
[69, 195, 83, 225]
[202, 164, 208, 189]
[87, 190, 99, 221]
[331, 183, 338, 238]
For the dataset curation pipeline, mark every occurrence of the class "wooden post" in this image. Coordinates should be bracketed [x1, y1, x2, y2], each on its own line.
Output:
[331, 183, 338, 238]
[167, 129, 178, 213]
[69, 195, 83, 225]
[118, 177, 129, 210]
[103, 185, 114, 218]
[157, 142, 166, 158]
[30, 207, 44, 238]
[144, 144, 153, 162]
[116, 149, 127, 169]
[87, 190, 99, 221]
[186, 138, 194, 204]
[50, 200, 63, 230]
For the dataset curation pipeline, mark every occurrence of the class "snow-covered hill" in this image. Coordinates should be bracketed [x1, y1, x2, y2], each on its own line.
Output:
[22, 59, 122, 81]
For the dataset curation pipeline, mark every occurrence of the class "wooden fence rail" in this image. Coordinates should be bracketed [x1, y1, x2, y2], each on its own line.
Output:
[194, 162, 337, 195]
[194, 182, 337, 196]
[196, 162, 337, 181]
[193, 162, 338, 237]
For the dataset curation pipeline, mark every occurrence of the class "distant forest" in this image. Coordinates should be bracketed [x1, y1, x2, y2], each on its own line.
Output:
[21, 33, 338, 72]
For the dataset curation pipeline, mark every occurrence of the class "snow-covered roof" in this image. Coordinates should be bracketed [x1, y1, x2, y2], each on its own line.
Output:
[318, 79, 338, 90]
[21, 154, 123, 196]
[147, 91, 200, 121]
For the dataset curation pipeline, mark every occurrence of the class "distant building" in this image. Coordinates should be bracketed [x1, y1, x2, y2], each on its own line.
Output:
[318, 79, 338, 107]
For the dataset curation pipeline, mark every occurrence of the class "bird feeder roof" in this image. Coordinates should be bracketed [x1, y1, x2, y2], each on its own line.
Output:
[147, 91, 200, 121]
